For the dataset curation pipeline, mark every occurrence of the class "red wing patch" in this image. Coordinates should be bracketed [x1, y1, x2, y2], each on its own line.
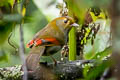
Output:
[45, 38, 59, 45]
[34, 39, 43, 46]
[26, 39, 43, 48]
[27, 38, 59, 48]
[26, 40, 34, 48]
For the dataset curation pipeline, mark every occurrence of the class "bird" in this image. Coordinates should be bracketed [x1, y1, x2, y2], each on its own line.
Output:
[25, 16, 79, 71]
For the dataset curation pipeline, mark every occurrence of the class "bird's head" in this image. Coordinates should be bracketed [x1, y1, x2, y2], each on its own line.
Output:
[51, 16, 79, 33]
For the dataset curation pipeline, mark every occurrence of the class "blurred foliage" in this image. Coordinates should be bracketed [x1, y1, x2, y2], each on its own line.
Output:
[83, 47, 112, 79]
[84, 19, 111, 59]
[0, 22, 14, 45]
[63, 0, 112, 79]
[0, 49, 8, 62]
[0, 0, 48, 67]
[0, 0, 14, 7]
[91, 47, 112, 60]
[84, 60, 112, 80]
[65, 0, 87, 24]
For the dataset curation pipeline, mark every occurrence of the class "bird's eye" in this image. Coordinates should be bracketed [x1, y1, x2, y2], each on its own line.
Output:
[64, 19, 68, 23]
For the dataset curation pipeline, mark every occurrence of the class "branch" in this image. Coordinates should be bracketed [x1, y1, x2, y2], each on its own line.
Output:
[0, 60, 94, 80]
[19, 23, 28, 80]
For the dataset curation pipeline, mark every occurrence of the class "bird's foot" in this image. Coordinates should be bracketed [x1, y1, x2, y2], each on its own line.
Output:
[50, 56, 57, 66]
[61, 45, 69, 61]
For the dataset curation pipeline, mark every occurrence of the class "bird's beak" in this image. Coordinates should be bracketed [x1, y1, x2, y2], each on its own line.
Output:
[70, 23, 79, 27]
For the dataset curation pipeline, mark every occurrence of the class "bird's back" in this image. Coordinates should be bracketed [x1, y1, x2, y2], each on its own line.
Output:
[32, 21, 65, 45]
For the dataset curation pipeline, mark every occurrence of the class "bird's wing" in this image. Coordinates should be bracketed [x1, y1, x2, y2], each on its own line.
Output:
[27, 38, 60, 48]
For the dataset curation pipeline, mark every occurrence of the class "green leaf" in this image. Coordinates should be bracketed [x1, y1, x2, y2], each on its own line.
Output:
[91, 46, 112, 60]
[84, 60, 112, 80]
[69, 27, 77, 61]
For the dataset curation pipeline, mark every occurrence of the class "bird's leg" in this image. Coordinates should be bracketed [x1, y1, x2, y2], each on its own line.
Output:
[61, 45, 69, 61]
[64, 30, 69, 45]
[60, 30, 69, 61]
[50, 56, 57, 65]
[45, 46, 61, 65]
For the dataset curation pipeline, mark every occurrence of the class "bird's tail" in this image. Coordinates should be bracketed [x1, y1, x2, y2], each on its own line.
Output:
[26, 46, 45, 71]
